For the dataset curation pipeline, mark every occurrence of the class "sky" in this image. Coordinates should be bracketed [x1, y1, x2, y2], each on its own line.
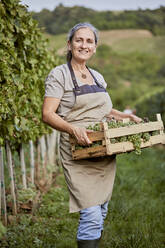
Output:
[21, 0, 165, 12]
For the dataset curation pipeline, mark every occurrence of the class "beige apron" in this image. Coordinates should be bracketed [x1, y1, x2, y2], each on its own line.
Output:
[60, 62, 116, 213]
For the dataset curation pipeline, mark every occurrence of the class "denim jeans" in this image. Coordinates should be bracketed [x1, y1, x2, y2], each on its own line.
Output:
[77, 202, 109, 240]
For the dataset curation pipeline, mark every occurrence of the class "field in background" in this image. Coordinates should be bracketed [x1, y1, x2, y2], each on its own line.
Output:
[43, 29, 165, 56]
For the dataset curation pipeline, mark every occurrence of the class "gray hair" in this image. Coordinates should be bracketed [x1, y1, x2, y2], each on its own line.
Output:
[67, 22, 98, 62]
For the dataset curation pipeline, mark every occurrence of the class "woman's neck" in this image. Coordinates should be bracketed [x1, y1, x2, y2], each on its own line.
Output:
[71, 58, 86, 71]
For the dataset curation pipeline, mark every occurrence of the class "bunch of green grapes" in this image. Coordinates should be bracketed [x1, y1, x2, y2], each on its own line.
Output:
[127, 134, 142, 155]
[87, 123, 101, 131]
[142, 132, 150, 142]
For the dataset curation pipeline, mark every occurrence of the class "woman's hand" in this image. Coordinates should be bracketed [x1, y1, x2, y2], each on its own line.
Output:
[130, 114, 142, 123]
[72, 126, 93, 146]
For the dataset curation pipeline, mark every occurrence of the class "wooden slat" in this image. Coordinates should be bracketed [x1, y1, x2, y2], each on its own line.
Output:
[72, 146, 106, 160]
[106, 121, 164, 139]
[107, 134, 165, 155]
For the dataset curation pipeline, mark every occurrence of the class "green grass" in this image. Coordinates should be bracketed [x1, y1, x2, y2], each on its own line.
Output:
[112, 36, 165, 56]
[43, 32, 67, 53]
[43, 30, 165, 56]
[1, 147, 165, 247]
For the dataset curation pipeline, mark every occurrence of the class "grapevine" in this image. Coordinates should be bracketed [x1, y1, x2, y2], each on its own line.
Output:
[0, 0, 60, 149]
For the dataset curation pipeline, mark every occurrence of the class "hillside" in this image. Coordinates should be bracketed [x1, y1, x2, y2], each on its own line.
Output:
[43, 29, 165, 56]
[43, 29, 165, 111]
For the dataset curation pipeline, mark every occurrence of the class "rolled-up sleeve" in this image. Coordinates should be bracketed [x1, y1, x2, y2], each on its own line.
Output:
[44, 67, 64, 99]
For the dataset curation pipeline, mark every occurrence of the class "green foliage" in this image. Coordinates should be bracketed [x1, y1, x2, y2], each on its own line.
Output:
[0, 148, 165, 247]
[135, 89, 165, 123]
[31, 4, 165, 36]
[0, 0, 60, 148]
[7, 187, 37, 204]
[0, 222, 6, 239]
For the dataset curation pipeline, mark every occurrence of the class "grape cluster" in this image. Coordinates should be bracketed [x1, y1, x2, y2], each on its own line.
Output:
[87, 123, 101, 131]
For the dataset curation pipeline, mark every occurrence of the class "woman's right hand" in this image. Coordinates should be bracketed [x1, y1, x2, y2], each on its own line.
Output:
[71, 126, 93, 146]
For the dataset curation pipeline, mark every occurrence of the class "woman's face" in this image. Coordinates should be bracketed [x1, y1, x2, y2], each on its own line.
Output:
[68, 27, 97, 63]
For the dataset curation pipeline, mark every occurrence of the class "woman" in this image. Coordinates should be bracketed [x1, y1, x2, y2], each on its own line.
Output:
[42, 23, 141, 248]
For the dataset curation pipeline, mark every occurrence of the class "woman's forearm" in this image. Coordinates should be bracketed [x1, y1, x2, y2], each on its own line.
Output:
[110, 108, 131, 119]
[42, 111, 74, 135]
[43, 111, 92, 145]
[108, 108, 142, 123]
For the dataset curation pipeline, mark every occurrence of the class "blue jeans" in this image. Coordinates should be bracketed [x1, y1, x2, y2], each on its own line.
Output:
[77, 202, 109, 240]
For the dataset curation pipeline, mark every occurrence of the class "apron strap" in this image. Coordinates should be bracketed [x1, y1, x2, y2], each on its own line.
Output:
[86, 66, 104, 88]
[67, 61, 104, 89]
[67, 61, 79, 90]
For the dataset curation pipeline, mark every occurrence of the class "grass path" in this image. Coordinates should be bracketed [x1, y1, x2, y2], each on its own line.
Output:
[0, 148, 165, 247]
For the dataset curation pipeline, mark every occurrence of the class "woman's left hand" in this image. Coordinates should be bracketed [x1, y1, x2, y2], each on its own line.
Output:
[130, 114, 142, 123]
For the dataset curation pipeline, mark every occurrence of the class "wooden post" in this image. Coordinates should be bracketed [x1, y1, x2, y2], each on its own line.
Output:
[156, 113, 165, 144]
[46, 130, 57, 165]
[35, 139, 41, 182]
[5, 141, 17, 215]
[40, 136, 47, 181]
[20, 144, 27, 189]
[103, 122, 112, 155]
[0, 147, 7, 225]
[46, 134, 51, 164]
[156, 113, 164, 134]
[29, 140, 35, 185]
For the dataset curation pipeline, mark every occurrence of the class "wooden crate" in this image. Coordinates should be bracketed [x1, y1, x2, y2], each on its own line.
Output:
[70, 114, 165, 160]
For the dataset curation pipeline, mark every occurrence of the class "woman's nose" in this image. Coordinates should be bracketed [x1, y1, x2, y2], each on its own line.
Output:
[81, 41, 87, 48]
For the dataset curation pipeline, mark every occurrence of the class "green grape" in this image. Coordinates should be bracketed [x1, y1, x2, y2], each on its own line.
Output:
[75, 145, 84, 150]
[108, 120, 118, 129]
[87, 125, 93, 130]
[152, 131, 159, 136]
[142, 132, 150, 142]
[118, 136, 127, 142]
[87, 123, 101, 131]
[92, 143, 100, 147]
[110, 138, 116, 144]
[127, 134, 142, 154]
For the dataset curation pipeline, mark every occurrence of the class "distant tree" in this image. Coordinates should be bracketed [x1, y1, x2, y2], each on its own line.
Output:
[31, 5, 165, 35]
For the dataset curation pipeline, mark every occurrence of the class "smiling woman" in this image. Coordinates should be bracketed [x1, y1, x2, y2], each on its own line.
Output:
[67, 27, 97, 83]
[42, 22, 142, 248]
